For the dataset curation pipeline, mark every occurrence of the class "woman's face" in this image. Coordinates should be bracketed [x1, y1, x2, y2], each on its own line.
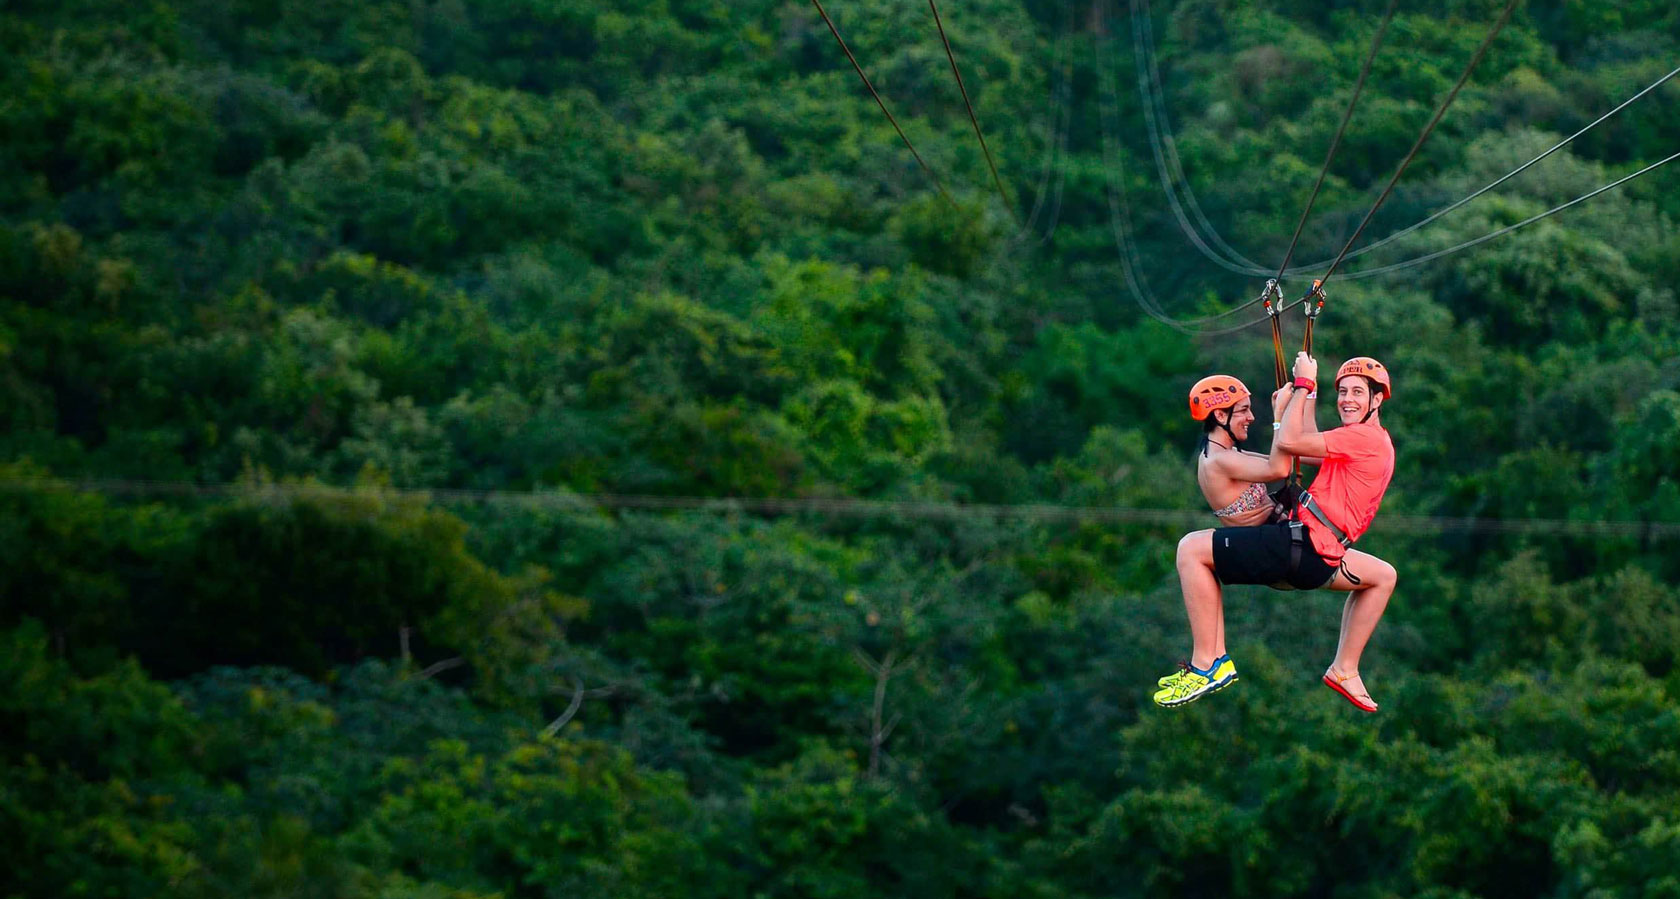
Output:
[1221, 397, 1255, 441]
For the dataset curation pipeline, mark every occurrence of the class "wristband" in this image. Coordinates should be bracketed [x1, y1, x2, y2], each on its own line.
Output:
[1293, 376, 1316, 392]
[1273, 422, 1282, 430]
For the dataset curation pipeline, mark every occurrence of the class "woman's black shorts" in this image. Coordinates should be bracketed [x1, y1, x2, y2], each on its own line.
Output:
[1211, 521, 1337, 590]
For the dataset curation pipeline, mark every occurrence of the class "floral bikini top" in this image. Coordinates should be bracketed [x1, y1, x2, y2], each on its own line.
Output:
[1212, 482, 1273, 519]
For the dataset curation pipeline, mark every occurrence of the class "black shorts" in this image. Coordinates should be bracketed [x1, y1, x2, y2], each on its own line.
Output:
[1211, 521, 1337, 590]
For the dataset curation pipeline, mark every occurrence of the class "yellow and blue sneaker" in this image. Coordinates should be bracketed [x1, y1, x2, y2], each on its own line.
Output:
[1152, 656, 1238, 707]
[1209, 655, 1239, 693]
[1158, 654, 1238, 688]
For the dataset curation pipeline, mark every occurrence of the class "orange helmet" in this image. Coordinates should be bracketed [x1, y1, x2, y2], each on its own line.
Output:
[1188, 375, 1251, 421]
[1335, 357, 1391, 399]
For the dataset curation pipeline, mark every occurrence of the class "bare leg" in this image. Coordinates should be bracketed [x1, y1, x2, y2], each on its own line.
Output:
[1175, 530, 1224, 670]
[1320, 550, 1398, 708]
[1337, 591, 1354, 652]
[1214, 592, 1227, 661]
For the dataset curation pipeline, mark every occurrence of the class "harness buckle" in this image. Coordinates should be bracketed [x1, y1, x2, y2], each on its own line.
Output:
[1300, 491, 1354, 547]
[1287, 520, 1305, 573]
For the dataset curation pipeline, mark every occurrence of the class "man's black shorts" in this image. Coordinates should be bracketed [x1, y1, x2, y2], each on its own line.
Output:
[1211, 521, 1337, 590]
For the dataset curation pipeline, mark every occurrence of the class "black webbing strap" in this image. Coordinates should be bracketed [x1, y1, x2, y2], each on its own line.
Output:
[1288, 521, 1304, 574]
[1300, 491, 1353, 547]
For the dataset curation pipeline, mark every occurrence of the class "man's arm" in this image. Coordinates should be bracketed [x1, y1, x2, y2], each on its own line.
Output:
[1277, 352, 1332, 458]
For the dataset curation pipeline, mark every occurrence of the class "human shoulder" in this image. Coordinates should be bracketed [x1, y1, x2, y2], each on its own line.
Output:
[1322, 421, 1392, 457]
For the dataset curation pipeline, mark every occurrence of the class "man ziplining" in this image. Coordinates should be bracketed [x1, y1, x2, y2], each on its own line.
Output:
[1155, 353, 1399, 712]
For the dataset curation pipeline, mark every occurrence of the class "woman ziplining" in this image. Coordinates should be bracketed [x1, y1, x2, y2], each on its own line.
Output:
[1160, 374, 1299, 699]
[1188, 375, 1297, 528]
[1156, 354, 1400, 712]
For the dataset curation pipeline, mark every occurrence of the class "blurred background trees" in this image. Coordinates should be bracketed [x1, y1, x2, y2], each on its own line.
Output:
[3, 0, 1679, 895]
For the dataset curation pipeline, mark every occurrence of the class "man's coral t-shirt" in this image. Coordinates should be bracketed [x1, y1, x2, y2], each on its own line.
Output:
[1304, 421, 1394, 564]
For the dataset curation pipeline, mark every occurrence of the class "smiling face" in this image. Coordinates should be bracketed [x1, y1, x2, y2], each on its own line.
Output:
[1215, 396, 1256, 442]
[1336, 376, 1381, 425]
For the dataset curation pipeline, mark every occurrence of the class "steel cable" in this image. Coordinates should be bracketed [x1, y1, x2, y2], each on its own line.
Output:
[4, 476, 1676, 540]
[811, 0, 955, 205]
[1315, 0, 1522, 287]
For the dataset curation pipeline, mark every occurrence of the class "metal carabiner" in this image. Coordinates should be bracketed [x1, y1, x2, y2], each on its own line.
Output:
[1261, 279, 1282, 317]
[1303, 279, 1326, 319]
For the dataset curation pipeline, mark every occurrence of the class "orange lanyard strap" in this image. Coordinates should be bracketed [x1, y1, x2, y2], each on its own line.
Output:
[1277, 280, 1325, 497]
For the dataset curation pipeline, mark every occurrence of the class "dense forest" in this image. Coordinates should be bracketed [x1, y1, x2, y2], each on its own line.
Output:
[4, 0, 1680, 895]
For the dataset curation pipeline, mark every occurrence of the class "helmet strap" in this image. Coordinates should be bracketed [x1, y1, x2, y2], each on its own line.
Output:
[1360, 378, 1383, 423]
[1209, 410, 1242, 451]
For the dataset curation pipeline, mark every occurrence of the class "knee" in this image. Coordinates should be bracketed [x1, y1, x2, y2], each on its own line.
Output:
[1177, 530, 1212, 568]
[1374, 558, 1397, 590]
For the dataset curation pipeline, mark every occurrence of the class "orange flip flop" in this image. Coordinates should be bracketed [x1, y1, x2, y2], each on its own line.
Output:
[1323, 669, 1378, 713]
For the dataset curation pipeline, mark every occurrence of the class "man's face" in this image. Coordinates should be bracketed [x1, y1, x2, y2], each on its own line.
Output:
[1337, 377, 1379, 425]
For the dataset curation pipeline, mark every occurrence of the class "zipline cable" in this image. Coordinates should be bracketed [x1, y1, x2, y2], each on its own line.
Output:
[1128, 0, 1269, 275]
[811, 0, 955, 205]
[1130, 0, 1388, 278]
[1099, 18, 1329, 337]
[1096, 20, 1228, 335]
[1014, 38, 1067, 239]
[1273, 0, 1398, 281]
[1120, 65, 1680, 319]
[1010, 32, 1076, 247]
[1105, 143, 1680, 335]
[1100, 38, 1312, 337]
[832, 0, 1667, 331]
[928, 0, 1017, 223]
[1327, 149, 1680, 277]
[1315, 0, 1521, 287]
[5, 476, 1678, 540]
[1028, 51, 1076, 245]
[1099, 49, 1185, 329]
[1155, 0, 1519, 327]
[1127, 0, 1675, 284]
[1136, 144, 1680, 332]
[1325, 62, 1680, 270]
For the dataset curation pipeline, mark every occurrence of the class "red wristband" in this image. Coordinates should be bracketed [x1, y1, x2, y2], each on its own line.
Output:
[1293, 376, 1316, 391]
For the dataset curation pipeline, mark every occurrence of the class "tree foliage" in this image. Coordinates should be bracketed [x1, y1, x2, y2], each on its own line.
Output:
[3, 0, 1679, 896]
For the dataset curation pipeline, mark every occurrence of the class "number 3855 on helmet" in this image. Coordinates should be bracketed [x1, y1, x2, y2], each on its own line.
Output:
[1188, 375, 1251, 421]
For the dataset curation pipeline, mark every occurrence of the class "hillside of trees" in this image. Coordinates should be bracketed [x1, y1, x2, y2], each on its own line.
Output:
[3, 0, 1679, 896]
